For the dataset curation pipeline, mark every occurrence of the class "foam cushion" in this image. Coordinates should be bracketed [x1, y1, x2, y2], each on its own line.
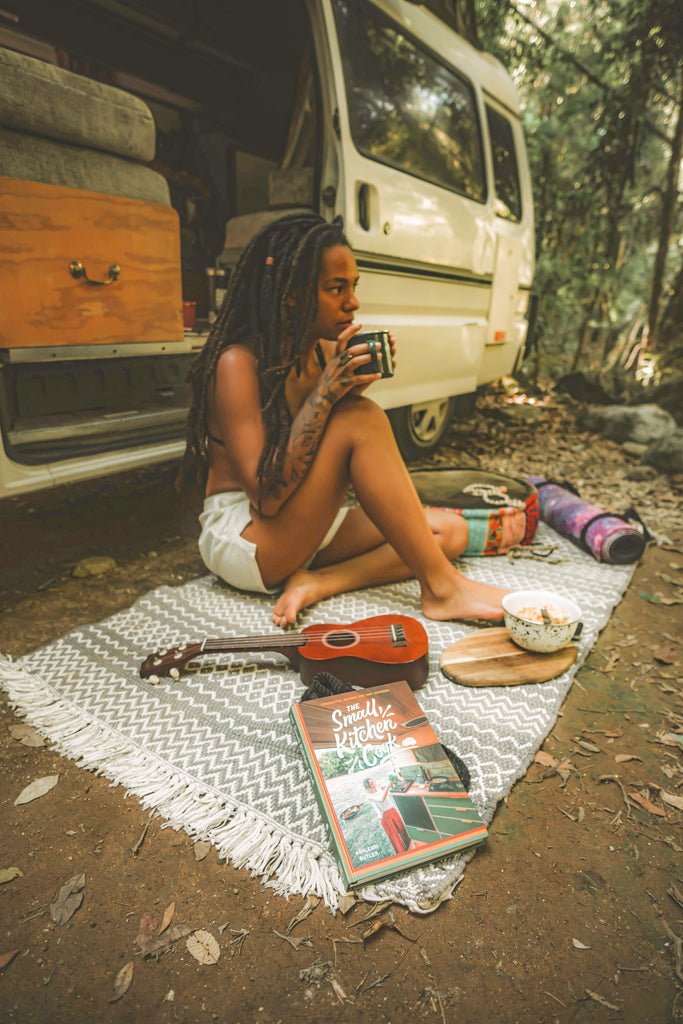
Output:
[0, 127, 170, 205]
[0, 47, 156, 161]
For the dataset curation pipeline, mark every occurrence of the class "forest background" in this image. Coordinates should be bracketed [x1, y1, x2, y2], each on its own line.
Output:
[434, 0, 682, 397]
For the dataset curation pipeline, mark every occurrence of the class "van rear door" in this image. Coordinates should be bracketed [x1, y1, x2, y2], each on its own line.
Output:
[317, 0, 495, 413]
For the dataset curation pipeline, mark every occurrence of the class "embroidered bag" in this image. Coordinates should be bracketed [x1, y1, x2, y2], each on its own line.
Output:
[409, 468, 539, 557]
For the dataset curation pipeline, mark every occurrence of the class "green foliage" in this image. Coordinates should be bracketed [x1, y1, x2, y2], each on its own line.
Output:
[476, 0, 682, 378]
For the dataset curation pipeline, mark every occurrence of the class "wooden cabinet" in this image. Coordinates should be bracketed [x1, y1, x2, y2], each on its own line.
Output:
[0, 177, 183, 349]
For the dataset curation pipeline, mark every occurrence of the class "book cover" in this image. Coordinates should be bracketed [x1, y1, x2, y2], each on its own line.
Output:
[290, 680, 488, 890]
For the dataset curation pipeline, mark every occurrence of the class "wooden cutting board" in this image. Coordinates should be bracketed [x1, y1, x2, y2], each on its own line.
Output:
[440, 628, 577, 687]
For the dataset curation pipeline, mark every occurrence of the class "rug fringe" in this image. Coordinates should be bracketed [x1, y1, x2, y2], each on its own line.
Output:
[0, 654, 347, 910]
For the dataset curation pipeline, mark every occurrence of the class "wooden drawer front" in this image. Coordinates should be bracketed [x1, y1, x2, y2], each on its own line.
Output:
[0, 177, 183, 348]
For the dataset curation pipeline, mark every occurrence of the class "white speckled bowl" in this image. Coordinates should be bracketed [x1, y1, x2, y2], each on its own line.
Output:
[502, 589, 582, 654]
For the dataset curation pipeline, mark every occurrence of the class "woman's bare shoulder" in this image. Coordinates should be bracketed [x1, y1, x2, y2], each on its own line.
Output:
[216, 343, 257, 374]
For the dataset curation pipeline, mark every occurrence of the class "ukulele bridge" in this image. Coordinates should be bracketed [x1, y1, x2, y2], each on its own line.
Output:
[390, 624, 407, 647]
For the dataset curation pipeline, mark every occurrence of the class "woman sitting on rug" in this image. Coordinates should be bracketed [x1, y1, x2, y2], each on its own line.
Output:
[179, 212, 507, 627]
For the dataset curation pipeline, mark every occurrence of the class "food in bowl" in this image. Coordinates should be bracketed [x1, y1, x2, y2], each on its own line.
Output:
[516, 604, 569, 625]
[502, 589, 582, 654]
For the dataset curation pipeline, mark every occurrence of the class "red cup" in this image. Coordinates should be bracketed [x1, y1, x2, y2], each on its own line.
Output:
[182, 301, 196, 330]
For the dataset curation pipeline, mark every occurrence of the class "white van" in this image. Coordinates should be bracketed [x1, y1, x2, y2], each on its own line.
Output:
[0, 0, 534, 498]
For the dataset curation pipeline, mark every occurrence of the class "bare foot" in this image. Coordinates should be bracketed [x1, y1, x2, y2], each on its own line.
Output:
[421, 574, 507, 623]
[272, 568, 325, 627]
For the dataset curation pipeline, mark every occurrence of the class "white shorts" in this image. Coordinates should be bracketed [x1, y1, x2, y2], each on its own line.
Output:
[198, 490, 350, 594]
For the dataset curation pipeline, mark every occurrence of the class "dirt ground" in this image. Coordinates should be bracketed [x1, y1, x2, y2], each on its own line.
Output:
[1, 386, 682, 1024]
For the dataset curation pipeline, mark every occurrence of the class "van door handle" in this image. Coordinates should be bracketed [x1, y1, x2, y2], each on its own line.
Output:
[358, 184, 370, 231]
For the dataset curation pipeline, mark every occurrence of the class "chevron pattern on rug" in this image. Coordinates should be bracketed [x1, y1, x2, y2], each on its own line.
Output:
[0, 524, 634, 912]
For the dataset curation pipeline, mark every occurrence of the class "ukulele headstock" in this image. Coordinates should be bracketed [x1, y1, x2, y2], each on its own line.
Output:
[139, 643, 200, 678]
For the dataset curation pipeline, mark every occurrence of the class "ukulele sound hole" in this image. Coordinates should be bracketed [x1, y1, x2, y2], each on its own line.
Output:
[325, 631, 357, 648]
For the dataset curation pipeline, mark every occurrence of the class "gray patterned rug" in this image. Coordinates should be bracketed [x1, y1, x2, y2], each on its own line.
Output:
[0, 524, 634, 913]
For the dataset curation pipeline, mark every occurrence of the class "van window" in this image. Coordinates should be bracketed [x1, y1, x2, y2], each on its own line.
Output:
[332, 0, 486, 203]
[485, 105, 522, 222]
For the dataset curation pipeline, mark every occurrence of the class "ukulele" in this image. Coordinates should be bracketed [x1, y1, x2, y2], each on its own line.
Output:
[140, 613, 429, 690]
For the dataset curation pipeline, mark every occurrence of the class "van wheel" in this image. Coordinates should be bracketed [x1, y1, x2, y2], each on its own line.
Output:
[388, 397, 456, 461]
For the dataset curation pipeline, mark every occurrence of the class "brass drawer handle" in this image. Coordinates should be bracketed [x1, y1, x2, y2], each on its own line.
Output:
[69, 259, 120, 285]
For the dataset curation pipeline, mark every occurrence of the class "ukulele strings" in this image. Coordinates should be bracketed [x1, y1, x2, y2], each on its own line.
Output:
[199, 625, 407, 651]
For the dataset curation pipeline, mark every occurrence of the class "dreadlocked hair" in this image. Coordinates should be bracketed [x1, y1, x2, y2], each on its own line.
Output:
[177, 212, 349, 508]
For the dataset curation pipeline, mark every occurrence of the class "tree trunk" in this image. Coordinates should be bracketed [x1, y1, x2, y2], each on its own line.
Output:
[658, 257, 683, 355]
[646, 65, 683, 351]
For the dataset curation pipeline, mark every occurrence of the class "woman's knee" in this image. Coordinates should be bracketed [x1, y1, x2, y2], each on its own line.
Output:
[326, 394, 392, 440]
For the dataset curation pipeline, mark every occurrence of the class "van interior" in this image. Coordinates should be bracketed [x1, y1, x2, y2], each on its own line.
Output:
[0, 0, 321, 464]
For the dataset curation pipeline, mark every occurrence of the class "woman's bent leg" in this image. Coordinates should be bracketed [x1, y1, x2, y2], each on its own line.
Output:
[272, 507, 468, 626]
[244, 395, 506, 622]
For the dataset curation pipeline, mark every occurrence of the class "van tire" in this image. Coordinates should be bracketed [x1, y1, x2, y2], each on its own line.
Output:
[387, 396, 456, 461]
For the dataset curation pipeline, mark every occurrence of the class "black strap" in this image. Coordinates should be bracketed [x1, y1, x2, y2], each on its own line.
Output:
[314, 342, 327, 372]
[535, 478, 581, 497]
[300, 672, 352, 701]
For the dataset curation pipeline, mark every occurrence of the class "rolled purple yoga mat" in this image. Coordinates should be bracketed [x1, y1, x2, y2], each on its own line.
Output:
[526, 477, 647, 564]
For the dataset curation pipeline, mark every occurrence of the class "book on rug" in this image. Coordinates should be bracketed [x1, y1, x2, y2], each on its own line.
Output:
[290, 680, 488, 890]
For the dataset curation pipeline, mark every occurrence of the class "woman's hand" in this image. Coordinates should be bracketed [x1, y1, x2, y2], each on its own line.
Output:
[323, 324, 398, 400]
[337, 327, 398, 380]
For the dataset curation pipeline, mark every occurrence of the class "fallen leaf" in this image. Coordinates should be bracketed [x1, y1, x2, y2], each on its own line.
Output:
[576, 740, 602, 753]
[109, 961, 133, 1003]
[14, 775, 59, 806]
[629, 792, 666, 817]
[615, 754, 642, 763]
[140, 925, 191, 958]
[135, 912, 157, 949]
[661, 791, 683, 812]
[9, 725, 45, 747]
[0, 950, 20, 969]
[337, 894, 356, 915]
[534, 751, 558, 768]
[330, 977, 349, 1003]
[658, 732, 683, 749]
[229, 928, 248, 955]
[604, 653, 620, 672]
[604, 728, 624, 738]
[586, 989, 620, 1011]
[572, 938, 591, 949]
[0, 867, 22, 884]
[285, 895, 319, 935]
[273, 930, 313, 950]
[362, 920, 414, 944]
[193, 840, 211, 862]
[639, 591, 662, 605]
[186, 930, 220, 965]
[299, 958, 332, 984]
[158, 902, 175, 935]
[49, 873, 86, 925]
[653, 642, 678, 665]
[668, 884, 683, 909]
[73, 555, 117, 578]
